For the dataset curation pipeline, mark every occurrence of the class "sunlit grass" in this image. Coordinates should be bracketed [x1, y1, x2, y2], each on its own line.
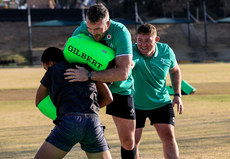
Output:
[0, 63, 230, 158]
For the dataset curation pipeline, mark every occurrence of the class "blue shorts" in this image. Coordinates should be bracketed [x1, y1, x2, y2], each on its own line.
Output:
[135, 103, 175, 128]
[46, 113, 110, 153]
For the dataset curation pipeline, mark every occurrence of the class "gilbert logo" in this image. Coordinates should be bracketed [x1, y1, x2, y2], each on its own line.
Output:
[67, 45, 103, 69]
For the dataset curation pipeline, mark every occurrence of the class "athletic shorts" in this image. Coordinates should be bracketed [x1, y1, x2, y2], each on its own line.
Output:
[106, 94, 136, 120]
[46, 113, 110, 153]
[135, 103, 175, 128]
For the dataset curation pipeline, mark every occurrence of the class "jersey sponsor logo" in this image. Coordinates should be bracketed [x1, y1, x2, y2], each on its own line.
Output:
[67, 45, 103, 69]
[108, 43, 114, 49]
[107, 34, 112, 39]
[105, 35, 114, 49]
[161, 58, 166, 65]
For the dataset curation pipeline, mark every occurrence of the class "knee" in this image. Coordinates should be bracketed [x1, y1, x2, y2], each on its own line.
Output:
[120, 136, 135, 150]
[160, 133, 177, 144]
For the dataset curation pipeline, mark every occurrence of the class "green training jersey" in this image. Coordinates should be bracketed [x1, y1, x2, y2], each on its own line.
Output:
[72, 20, 134, 95]
[132, 42, 176, 110]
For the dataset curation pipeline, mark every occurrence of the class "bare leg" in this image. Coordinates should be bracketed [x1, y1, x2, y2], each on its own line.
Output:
[112, 116, 136, 150]
[85, 150, 112, 159]
[34, 141, 68, 159]
[135, 128, 143, 159]
[154, 123, 179, 159]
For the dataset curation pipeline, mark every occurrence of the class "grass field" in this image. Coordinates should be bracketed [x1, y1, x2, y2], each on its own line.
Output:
[0, 63, 230, 159]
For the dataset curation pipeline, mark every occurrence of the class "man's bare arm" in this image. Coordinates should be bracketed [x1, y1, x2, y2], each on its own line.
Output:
[35, 84, 48, 107]
[96, 82, 113, 108]
[64, 55, 132, 82]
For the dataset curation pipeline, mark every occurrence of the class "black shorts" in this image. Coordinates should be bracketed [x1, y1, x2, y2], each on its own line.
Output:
[106, 94, 136, 120]
[135, 103, 175, 128]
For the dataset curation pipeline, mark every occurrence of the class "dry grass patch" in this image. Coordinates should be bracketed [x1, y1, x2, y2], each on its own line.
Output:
[0, 63, 230, 159]
[0, 67, 45, 90]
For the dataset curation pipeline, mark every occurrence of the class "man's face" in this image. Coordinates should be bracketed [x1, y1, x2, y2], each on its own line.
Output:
[86, 18, 110, 41]
[136, 33, 159, 58]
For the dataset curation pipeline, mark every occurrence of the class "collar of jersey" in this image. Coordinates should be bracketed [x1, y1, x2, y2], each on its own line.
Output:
[101, 19, 114, 41]
[153, 44, 159, 58]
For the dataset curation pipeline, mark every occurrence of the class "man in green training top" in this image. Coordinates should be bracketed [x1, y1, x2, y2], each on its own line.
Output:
[132, 24, 184, 159]
[64, 3, 136, 159]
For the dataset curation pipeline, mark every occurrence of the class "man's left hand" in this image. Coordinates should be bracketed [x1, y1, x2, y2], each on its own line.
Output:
[173, 96, 184, 114]
[64, 65, 89, 82]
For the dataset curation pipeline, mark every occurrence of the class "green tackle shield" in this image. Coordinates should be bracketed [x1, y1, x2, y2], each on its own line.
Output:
[63, 33, 115, 71]
[37, 95, 57, 120]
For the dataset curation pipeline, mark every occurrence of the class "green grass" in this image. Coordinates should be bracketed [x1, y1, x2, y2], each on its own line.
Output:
[0, 63, 230, 158]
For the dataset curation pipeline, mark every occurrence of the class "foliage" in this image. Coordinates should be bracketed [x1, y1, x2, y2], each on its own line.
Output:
[12, 0, 230, 18]
[107, 0, 230, 19]
[161, 0, 187, 18]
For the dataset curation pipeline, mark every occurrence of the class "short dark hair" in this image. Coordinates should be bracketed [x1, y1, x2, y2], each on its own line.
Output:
[137, 23, 157, 36]
[41, 47, 65, 63]
[86, 3, 109, 23]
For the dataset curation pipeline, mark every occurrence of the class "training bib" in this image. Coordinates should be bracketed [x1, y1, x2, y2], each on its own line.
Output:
[63, 33, 115, 71]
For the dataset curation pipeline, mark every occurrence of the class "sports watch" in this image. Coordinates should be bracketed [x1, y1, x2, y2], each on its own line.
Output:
[174, 93, 182, 98]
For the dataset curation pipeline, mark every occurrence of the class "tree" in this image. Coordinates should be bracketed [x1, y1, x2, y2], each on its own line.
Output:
[221, 0, 230, 17]
[162, 0, 187, 18]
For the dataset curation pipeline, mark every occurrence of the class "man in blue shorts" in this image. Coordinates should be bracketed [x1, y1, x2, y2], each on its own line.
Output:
[64, 3, 136, 159]
[132, 24, 184, 159]
[34, 47, 113, 159]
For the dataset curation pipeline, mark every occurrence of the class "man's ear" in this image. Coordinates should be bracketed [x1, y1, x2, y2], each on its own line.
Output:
[48, 61, 56, 67]
[106, 20, 111, 27]
[155, 36, 160, 43]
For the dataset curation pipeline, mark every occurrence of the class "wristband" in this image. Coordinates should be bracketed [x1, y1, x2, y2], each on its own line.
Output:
[88, 71, 92, 81]
[174, 93, 182, 98]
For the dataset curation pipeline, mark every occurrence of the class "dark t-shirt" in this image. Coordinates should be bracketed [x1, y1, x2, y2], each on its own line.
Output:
[41, 61, 99, 117]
